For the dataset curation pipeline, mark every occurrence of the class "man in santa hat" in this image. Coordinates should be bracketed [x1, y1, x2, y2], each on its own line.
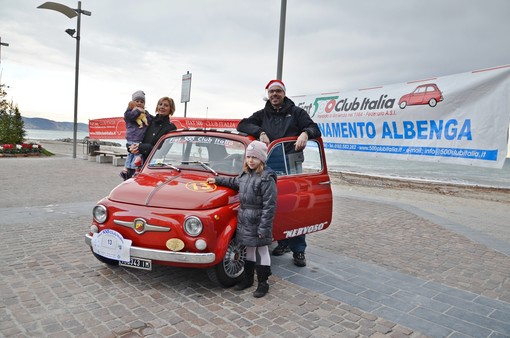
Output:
[237, 79, 321, 267]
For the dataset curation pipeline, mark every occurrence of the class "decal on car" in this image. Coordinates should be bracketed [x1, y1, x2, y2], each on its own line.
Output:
[186, 181, 216, 192]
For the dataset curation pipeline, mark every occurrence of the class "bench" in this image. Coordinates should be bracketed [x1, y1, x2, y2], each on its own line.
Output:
[94, 150, 129, 166]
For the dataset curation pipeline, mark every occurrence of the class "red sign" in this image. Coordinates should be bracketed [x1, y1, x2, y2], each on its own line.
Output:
[88, 117, 126, 139]
[88, 117, 240, 140]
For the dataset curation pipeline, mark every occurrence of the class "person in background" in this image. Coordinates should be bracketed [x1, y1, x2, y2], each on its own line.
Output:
[128, 96, 177, 164]
[207, 140, 277, 298]
[236, 79, 321, 267]
[120, 90, 152, 180]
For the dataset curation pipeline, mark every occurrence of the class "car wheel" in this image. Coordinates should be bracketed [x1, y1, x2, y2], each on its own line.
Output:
[91, 249, 119, 266]
[206, 237, 245, 287]
[428, 98, 437, 107]
[399, 101, 407, 109]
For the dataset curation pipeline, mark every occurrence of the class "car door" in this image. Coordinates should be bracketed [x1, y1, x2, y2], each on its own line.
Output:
[409, 85, 427, 105]
[266, 137, 333, 241]
[423, 85, 442, 106]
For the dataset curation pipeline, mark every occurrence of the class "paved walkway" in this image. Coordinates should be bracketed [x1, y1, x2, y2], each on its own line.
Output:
[275, 190, 510, 338]
[1, 152, 509, 337]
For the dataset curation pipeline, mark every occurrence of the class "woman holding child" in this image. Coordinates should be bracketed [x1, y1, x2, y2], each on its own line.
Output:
[126, 96, 177, 177]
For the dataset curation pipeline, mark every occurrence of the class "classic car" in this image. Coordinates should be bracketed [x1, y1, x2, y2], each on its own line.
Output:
[85, 128, 333, 287]
[398, 83, 444, 109]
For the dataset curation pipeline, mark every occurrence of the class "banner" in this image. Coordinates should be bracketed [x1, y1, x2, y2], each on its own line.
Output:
[88, 117, 126, 139]
[291, 65, 510, 168]
[88, 117, 240, 140]
[89, 65, 510, 168]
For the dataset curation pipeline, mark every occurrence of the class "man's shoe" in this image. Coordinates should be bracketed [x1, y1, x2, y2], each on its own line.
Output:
[293, 252, 306, 267]
[272, 244, 290, 256]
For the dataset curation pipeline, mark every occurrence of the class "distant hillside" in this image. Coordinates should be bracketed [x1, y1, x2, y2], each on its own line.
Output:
[22, 117, 88, 132]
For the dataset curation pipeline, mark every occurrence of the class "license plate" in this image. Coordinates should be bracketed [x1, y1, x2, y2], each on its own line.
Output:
[119, 257, 152, 270]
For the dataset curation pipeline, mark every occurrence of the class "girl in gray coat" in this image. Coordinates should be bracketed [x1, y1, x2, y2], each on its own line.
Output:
[207, 140, 277, 297]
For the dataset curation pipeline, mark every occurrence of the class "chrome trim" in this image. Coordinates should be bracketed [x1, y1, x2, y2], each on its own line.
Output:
[319, 181, 331, 185]
[114, 218, 170, 234]
[85, 234, 215, 264]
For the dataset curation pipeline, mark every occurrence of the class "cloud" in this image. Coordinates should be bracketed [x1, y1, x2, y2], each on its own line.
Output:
[1, 0, 510, 123]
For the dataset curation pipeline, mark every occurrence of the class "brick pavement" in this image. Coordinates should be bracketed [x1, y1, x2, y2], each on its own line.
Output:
[1, 154, 509, 337]
[283, 191, 510, 337]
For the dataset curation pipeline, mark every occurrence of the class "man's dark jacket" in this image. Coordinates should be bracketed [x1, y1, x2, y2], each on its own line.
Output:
[237, 97, 321, 142]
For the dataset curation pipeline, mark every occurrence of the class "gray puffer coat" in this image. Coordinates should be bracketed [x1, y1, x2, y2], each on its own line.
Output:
[215, 169, 277, 247]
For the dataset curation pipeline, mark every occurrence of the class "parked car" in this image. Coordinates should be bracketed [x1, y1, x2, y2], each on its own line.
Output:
[398, 83, 444, 109]
[85, 128, 333, 287]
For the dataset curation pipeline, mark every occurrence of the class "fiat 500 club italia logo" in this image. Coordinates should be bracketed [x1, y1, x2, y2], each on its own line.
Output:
[304, 83, 444, 117]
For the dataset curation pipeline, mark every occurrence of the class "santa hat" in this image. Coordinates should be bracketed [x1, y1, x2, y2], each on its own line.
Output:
[265, 79, 286, 92]
[263, 80, 286, 101]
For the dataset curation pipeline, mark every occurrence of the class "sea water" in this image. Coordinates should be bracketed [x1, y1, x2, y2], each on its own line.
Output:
[24, 129, 510, 188]
[326, 151, 510, 189]
[24, 129, 127, 147]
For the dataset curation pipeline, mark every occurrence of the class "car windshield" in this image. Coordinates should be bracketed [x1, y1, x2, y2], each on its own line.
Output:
[148, 135, 246, 175]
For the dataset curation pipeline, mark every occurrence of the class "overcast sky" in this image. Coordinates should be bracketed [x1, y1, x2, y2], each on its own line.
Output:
[1, 0, 510, 124]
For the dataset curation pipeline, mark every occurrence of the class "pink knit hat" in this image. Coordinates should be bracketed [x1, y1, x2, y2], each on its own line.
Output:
[246, 140, 268, 163]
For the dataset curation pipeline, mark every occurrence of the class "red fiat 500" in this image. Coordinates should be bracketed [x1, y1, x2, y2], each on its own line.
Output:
[85, 129, 333, 287]
[398, 83, 444, 109]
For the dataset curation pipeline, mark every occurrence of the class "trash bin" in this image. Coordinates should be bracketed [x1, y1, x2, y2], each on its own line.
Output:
[87, 139, 100, 155]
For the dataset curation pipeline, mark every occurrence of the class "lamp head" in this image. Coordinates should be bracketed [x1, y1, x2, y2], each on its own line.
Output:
[65, 28, 76, 37]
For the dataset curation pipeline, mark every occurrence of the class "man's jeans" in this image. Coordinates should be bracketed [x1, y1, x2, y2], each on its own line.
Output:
[278, 235, 306, 253]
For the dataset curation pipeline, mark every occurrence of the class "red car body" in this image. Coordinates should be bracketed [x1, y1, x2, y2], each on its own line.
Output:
[399, 83, 444, 109]
[85, 129, 333, 286]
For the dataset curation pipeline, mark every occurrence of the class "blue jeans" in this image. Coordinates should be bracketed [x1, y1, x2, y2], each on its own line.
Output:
[278, 235, 306, 253]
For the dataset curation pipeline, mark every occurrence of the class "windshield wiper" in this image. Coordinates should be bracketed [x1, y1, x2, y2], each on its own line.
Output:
[181, 161, 218, 176]
[149, 162, 181, 172]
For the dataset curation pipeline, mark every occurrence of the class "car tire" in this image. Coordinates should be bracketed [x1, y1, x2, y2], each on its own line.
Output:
[91, 250, 119, 266]
[428, 98, 437, 107]
[206, 237, 245, 287]
[399, 101, 407, 109]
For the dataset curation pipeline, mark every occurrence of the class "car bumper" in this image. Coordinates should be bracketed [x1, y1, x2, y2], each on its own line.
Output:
[84, 234, 216, 264]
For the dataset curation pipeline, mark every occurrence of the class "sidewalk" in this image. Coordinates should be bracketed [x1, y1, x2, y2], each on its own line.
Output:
[279, 186, 510, 337]
[1, 145, 509, 337]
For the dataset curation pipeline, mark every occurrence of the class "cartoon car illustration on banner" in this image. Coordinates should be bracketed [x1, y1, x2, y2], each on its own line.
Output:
[398, 83, 444, 109]
[84, 128, 333, 287]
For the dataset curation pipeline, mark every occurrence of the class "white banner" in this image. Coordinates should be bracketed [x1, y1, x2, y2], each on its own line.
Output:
[292, 65, 510, 168]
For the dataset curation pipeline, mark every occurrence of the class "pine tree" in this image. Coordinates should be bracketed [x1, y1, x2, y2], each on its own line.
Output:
[11, 104, 26, 144]
[0, 84, 26, 145]
[0, 109, 9, 143]
[0, 84, 10, 144]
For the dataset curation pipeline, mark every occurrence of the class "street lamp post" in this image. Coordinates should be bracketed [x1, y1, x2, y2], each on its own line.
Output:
[38, 1, 91, 159]
[0, 37, 9, 64]
[276, 0, 287, 80]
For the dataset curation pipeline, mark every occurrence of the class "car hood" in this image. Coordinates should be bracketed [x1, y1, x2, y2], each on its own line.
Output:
[108, 171, 238, 210]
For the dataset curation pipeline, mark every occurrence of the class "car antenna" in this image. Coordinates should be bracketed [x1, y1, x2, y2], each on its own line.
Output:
[205, 106, 208, 133]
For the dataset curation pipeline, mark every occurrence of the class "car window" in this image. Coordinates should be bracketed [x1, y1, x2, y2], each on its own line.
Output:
[148, 135, 245, 174]
[266, 140, 323, 176]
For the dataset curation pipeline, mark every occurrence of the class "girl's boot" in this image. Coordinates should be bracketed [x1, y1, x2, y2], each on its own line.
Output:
[253, 265, 270, 298]
[234, 260, 255, 291]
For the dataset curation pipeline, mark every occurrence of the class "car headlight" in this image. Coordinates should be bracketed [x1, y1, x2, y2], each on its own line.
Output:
[93, 205, 107, 223]
[184, 216, 203, 236]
